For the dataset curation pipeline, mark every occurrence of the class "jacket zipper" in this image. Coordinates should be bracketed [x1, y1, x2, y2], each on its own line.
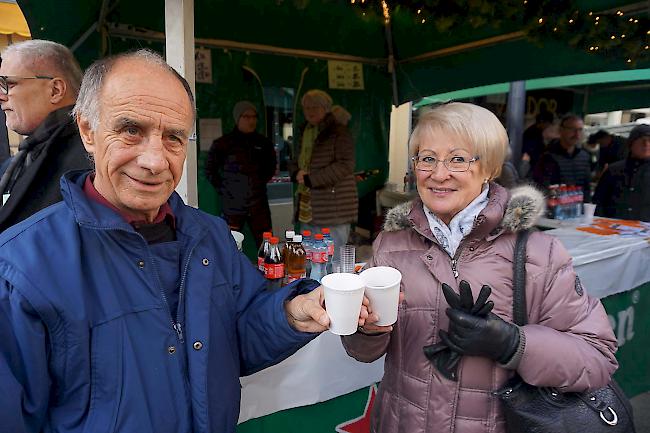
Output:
[450, 258, 459, 279]
[173, 241, 199, 344]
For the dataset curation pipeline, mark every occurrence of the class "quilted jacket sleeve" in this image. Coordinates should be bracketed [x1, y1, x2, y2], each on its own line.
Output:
[341, 232, 392, 363]
[0, 280, 50, 433]
[517, 234, 618, 392]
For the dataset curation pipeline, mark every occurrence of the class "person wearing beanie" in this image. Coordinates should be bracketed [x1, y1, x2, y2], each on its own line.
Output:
[593, 124, 650, 221]
[205, 100, 276, 247]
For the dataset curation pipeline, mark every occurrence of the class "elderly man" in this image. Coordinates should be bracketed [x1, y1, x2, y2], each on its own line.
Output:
[0, 49, 369, 433]
[593, 124, 650, 221]
[0, 39, 91, 232]
[532, 113, 592, 201]
[205, 100, 276, 247]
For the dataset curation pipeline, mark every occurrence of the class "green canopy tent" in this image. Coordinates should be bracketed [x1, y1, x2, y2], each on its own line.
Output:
[14, 0, 649, 255]
[415, 68, 650, 114]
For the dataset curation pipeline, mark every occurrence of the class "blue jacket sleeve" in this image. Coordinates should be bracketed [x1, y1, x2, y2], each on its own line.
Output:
[230, 249, 320, 376]
[0, 280, 50, 433]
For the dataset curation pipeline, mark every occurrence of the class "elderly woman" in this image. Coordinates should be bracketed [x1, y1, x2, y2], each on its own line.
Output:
[342, 103, 617, 433]
[289, 90, 357, 259]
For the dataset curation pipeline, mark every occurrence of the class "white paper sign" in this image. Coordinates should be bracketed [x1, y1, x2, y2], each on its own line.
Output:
[199, 118, 222, 152]
[195, 47, 213, 84]
[328, 60, 364, 90]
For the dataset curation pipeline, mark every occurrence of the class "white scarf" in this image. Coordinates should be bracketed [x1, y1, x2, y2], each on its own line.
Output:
[423, 184, 490, 257]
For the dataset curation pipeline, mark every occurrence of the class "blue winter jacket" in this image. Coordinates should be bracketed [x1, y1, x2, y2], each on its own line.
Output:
[0, 171, 320, 433]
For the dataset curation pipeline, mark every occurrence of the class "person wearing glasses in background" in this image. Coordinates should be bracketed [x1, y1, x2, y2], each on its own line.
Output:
[342, 103, 617, 433]
[0, 39, 91, 232]
[531, 113, 593, 201]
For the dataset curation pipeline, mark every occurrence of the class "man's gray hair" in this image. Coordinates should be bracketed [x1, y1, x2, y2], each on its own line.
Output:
[2, 39, 83, 97]
[72, 49, 196, 131]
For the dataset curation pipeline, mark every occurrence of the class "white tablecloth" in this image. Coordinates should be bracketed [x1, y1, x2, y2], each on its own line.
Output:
[545, 226, 650, 299]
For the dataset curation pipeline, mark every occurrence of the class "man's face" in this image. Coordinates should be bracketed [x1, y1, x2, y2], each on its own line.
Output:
[237, 109, 257, 134]
[0, 53, 55, 135]
[559, 118, 584, 150]
[77, 58, 193, 222]
[630, 136, 650, 160]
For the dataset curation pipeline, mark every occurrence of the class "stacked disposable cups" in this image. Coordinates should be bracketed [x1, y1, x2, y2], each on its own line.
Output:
[340, 244, 356, 273]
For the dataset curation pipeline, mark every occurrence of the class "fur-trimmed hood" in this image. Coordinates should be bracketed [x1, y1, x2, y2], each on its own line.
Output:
[383, 184, 546, 234]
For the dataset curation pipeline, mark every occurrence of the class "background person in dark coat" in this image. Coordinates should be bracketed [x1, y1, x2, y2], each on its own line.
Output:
[0, 39, 91, 232]
[520, 109, 553, 177]
[0, 111, 9, 164]
[532, 113, 592, 201]
[593, 124, 650, 221]
[588, 129, 628, 175]
[205, 101, 276, 247]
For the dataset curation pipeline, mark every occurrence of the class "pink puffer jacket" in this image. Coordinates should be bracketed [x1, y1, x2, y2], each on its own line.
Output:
[342, 184, 618, 433]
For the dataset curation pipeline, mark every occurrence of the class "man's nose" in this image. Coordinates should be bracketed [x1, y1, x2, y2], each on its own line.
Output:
[0, 92, 8, 103]
[138, 137, 168, 173]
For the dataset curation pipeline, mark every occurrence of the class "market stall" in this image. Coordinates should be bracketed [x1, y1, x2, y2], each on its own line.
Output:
[236, 217, 650, 433]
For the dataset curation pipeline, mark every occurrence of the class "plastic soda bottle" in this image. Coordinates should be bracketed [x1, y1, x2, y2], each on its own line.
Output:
[264, 237, 284, 291]
[258, 231, 272, 272]
[309, 233, 328, 283]
[282, 230, 295, 261]
[322, 227, 335, 273]
[302, 229, 313, 277]
[285, 234, 307, 284]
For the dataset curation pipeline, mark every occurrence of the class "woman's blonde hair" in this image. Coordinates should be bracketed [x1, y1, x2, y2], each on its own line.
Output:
[301, 89, 333, 112]
[408, 102, 509, 180]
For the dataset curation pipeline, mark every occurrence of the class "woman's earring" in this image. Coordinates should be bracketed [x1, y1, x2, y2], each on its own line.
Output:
[483, 178, 489, 184]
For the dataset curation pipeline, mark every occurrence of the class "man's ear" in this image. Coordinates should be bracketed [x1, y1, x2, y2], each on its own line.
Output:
[76, 115, 96, 154]
[49, 78, 67, 104]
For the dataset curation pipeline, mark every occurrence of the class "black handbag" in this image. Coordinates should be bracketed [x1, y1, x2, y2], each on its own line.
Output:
[494, 230, 636, 433]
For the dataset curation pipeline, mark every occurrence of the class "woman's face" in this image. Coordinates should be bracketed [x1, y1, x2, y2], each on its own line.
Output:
[414, 128, 485, 225]
[303, 101, 327, 126]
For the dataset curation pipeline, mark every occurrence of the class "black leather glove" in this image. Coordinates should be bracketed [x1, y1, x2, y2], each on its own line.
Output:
[442, 280, 494, 318]
[423, 342, 462, 381]
[440, 308, 520, 364]
[423, 281, 493, 380]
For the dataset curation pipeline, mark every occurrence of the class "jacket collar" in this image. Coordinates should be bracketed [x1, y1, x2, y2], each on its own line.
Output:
[21, 105, 76, 153]
[383, 183, 546, 240]
[60, 170, 204, 238]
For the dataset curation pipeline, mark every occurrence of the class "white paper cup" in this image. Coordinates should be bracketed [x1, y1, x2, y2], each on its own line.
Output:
[230, 230, 244, 251]
[583, 203, 596, 224]
[360, 266, 402, 326]
[321, 273, 365, 335]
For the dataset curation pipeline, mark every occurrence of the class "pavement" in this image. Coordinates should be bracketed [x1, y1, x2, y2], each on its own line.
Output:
[632, 392, 650, 431]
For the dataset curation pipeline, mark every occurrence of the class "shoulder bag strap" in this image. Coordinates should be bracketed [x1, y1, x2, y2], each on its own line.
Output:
[512, 230, 530, 326]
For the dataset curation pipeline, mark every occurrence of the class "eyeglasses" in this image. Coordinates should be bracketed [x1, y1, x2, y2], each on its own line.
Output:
[411, 154, 480, 172]
[0, 75, 54, 95]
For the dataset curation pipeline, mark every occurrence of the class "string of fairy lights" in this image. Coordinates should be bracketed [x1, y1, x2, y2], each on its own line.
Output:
[348, 0, 650, 65]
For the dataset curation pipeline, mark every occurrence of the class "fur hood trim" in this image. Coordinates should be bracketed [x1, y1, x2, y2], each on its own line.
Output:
[383, 184, 546, 233]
